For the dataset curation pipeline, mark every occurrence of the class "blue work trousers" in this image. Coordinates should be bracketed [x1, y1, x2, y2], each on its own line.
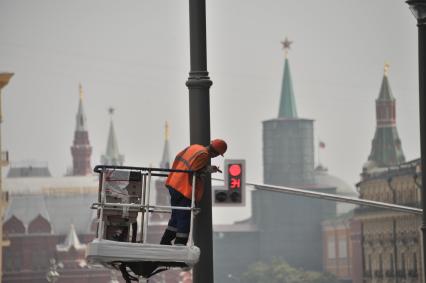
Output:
[167, 186, 192, 237]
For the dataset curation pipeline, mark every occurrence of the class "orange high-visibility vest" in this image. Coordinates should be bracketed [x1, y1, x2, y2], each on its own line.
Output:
[166, 144, 209, 201]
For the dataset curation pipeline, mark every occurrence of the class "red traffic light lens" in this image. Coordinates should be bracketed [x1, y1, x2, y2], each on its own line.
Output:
[228, 164, 242, 176]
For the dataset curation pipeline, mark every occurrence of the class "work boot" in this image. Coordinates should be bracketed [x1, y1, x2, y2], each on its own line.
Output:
[174, 236, 188, 246]
[160, 229, 176, 245]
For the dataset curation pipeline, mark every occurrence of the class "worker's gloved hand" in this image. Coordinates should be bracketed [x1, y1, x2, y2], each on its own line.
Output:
[199, 166, 222, 177]
[205, 165, 222, 173]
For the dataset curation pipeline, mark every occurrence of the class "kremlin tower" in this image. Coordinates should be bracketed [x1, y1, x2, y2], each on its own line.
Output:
[364, 64, 405, 170]
[151, 121, 172, 222]
[262, 38, 314, 187]
[70, 84, 93, 176]
[156, 121, 171, 206]
[100, 108, 124, 166]
[254, 38, 329, 271]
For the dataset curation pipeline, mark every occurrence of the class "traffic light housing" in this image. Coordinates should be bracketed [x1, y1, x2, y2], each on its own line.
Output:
[213, 159, 245, 206]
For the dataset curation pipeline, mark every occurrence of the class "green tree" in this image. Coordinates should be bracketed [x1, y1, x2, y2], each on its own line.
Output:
[241, 258, 339, 283]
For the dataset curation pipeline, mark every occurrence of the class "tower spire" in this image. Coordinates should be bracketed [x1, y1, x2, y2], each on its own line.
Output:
[278, 37, 298, 118]
[79, 83, 84, 99]
[367, 64, 405, 168]
[101, 108, 124, 166]
[165, 121, 169, 141]
[160, 121, 171, 169]
[70, 83, 92, 176]
[75, 84, 87, 131]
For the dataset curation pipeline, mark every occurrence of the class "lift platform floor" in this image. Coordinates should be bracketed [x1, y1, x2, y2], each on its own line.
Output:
[86, 239, 200, 267]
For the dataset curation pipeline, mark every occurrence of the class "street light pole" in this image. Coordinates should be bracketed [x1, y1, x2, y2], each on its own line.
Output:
[186, 0, 214, 283]
[0, 73, 13, 283]
[405, 1, 426, 282]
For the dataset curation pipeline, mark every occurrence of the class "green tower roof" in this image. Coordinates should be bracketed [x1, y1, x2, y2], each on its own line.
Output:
[75, 84, 88, 132]
[278, 58, 298, 118]
[101, 108, 124, 166]
[377, 74, 395, 101]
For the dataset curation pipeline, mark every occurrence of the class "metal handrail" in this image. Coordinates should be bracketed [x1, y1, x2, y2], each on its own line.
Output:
[143, 170, 152, 243]
[93, 165, 199, 247]
[91, 202, 199, 212]
[94, 164, 194, 174]
[188, 174, 196, 247]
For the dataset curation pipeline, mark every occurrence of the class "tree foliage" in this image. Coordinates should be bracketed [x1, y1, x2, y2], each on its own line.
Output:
[241, 258, 339, 283]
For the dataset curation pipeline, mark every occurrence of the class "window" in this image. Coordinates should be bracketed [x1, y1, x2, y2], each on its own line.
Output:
[368, 254, 372, 271]
[328, 238, 336, 259]
[413, 253, 417, 272]
[402, 253, 406, 271]
[338, 238, 347, 258]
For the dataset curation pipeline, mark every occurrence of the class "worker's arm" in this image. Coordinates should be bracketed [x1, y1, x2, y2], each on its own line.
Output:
[191, 152, 221, 174]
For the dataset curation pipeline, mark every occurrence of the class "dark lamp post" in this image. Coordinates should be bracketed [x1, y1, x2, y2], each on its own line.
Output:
[186, 0, 214, 282]
[407, 0, 426, 21]
[406, 1, 426, 282]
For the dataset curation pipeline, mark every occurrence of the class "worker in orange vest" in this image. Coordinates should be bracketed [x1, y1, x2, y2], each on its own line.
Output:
[160, 139, 227, 246]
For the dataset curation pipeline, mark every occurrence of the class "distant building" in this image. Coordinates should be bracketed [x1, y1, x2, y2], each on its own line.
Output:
[212, 40, 360, 283]
[317, 164, 362, 283]
[258, 40, 337, 271]
[318, 165, 362, 282]
[356, 159, 422, 283]
[2, 120, 181, 283]
[354, 65, 421, 283]
[2, 175, 113, 283]
[213, 221, 259, 282]
[70, 84, 92, 176]
[2, 85, 116, 283]
[7, 161, 51, 178]
[100, 108, 124, 166]
[2, 86, 187, 282]
[322, 211, 362, 283]
[314, 165, 358, 215]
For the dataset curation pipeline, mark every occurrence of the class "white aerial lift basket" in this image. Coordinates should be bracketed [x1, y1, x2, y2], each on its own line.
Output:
[86, 165, 200, 282]
[86, 240, 200, 266]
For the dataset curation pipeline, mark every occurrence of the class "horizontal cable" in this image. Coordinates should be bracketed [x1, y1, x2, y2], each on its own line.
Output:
[212, 178, 422, 215]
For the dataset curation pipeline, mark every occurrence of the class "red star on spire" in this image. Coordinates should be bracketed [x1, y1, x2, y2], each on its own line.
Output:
[281, 37, 293, 57]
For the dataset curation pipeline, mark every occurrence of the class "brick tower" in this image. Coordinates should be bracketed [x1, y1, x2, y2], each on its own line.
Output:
[366, 63, 405, 169]
[70, 84, 92, 176]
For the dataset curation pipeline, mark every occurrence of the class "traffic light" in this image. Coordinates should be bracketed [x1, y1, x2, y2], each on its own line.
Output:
[213, 159, 245, 206]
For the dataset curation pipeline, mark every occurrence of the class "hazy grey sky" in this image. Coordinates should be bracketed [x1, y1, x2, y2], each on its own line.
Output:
[0, 0, 420, 198]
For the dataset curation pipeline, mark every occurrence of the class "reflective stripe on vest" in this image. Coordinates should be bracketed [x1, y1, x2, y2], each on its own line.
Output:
[175, 148, 205, 170]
